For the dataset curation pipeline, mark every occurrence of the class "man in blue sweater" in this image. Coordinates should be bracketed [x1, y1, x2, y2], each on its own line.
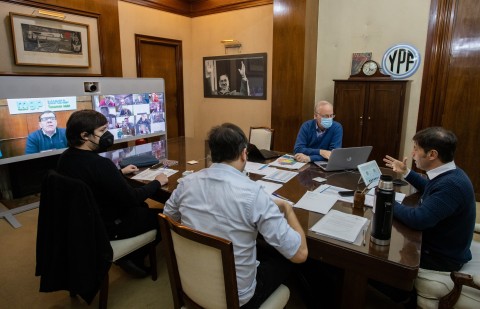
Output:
[25, 111, 67, 154]
[293, 100, 343, 162]
[384, 127, 476, 271]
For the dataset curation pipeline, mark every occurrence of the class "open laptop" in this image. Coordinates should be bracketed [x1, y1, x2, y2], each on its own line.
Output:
[247, 143, 281, 161]
[313, 146, 373, 171]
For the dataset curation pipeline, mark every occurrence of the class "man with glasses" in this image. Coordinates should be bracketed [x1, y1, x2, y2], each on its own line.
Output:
[294, 100, 343, 162]
[25, 111, 67, 154]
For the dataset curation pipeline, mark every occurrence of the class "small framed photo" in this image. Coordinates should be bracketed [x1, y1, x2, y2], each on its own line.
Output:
[9, 12, 91, 68]
[203, 52, 267, 100]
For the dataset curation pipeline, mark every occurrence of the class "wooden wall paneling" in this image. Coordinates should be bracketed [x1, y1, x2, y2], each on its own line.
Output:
[419, 0, 480, 200]
[1, 0, 122, 76]
[272, 0, 318, 152]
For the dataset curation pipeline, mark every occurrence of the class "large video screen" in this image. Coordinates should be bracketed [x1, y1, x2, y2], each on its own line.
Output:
[93, 92, 166, 140]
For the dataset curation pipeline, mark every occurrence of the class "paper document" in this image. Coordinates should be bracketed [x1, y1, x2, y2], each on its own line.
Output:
[256, 180, 283, 195]
[132, 168, 178, 181]
[364, 188, 406, 207]
[310, 210, 368, 243]
[294, 191, 337, 214]
[268, 154, 307, 170]
[262, 169, 298, 183]
[245, 161, 277, 176]
[314, 184, 355, 203]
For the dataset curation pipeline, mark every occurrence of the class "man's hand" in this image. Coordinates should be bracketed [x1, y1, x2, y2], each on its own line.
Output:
[155, 173, 168, 186]
[319, 149, 331, 160]
[274, 199, 292, 216]
[294, 153, 310, 163]
[238, 61, 247, 79]
[383, 155, 408, 174]
[121, 164, 139, 175]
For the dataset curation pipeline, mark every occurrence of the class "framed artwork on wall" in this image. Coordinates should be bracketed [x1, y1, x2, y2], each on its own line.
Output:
[203, 52, 267, 100]
[9, 12, 91, 68]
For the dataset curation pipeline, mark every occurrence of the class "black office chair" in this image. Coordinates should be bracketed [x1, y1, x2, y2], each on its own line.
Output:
[36, 170, 157, 309]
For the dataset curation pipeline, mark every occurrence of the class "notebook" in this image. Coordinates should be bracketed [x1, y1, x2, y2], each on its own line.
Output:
[247, 143, 281, 161]
[313, 146, 373, 171]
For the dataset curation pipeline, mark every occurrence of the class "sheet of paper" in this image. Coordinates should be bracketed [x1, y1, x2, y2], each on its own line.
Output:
[314, 184, 355, 203]
[294, 191, 337, 214]
[310, 210, 368, 244]
[268, 154, 307, 170]
[256, 180, 283, 195]
[245, 161, 277, 176]
[364, 188, 406, 207]
[131, 168, 178, 181]
[262, 169, 298, 183]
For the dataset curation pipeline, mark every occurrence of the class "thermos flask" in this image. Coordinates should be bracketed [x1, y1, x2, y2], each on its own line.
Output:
[371, 174, 395, 246]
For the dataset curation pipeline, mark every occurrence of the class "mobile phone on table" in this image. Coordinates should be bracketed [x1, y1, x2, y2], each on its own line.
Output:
[338, 190, 355, 197]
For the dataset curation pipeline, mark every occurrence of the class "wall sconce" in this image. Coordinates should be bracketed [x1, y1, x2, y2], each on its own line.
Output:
[33, 9, 66, 20]
[221, 39, 242, 54]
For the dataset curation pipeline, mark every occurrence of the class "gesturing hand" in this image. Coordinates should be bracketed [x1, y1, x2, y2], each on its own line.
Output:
[238, 61, 247, 79]
[383, 155, 407, 174]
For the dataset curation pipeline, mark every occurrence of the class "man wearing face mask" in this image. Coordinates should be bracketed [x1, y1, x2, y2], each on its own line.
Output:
[293, 100, 343, 162]
[57, 110, 168, 278]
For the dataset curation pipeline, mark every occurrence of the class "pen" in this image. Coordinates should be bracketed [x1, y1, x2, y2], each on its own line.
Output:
[259, 164, 268, 170]
[362, 229, 366, 246]
[318, 185, 331, 193]
[272, 193, 293, 203]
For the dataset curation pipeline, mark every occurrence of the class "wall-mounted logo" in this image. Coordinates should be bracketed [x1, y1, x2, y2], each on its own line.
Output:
[382, 44, 421, 79]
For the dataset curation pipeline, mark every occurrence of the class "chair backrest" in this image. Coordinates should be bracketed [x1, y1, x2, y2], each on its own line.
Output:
[158, 213, 239, 309]
[249, 127, 274, 150]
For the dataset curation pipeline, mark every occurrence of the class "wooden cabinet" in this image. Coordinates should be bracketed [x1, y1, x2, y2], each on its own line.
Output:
[333, 79, 408, 164]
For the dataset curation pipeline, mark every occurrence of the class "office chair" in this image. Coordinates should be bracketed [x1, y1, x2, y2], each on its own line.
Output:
[158, 213, 290, 309]
[36, 170, 157, 309]
[249, 127, 275, 150]
[414, 223, 480, 309]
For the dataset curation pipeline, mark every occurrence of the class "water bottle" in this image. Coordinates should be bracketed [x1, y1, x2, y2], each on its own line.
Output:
[370, 175, 395, 246]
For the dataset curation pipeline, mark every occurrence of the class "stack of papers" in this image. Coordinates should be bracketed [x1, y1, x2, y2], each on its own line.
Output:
[132, 168, 178, 181]
[293, 191, 337, 214]
[263, 169, 298, 183]
[268, 154, 307, 170]
[245, 162, 276, 176]
[256, 180, 283, 194]
[310, 210, 368, 244]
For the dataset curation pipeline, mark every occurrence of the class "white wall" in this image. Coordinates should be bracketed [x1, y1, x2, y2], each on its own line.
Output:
[315, 0, 431, 164]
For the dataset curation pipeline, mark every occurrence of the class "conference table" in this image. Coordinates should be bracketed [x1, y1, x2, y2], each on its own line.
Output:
[111, 137, 422, 309]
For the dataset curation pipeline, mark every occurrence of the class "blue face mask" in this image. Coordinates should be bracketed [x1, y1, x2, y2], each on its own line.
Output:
[321, 118, 333, 129]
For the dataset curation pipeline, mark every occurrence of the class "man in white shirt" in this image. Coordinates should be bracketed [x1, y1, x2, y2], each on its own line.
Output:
[164, 123, 308, 307]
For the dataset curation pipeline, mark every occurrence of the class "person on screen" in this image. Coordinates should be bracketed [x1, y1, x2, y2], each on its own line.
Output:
[164, 123, 307, 308]
[136, 114, 151, 134]
[206, 61, 250, 96]
[57, 109, 168, 278]
[384, 127, 475, 271]
[99, 95, 116, 107]
[25, 111, 68, 154]
[293, 100, 343, 163]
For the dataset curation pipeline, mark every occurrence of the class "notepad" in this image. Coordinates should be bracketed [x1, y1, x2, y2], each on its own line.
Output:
[310, 210, 368, 243]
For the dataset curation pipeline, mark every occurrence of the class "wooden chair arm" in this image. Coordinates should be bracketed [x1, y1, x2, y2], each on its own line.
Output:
[438, 272, 480, 309]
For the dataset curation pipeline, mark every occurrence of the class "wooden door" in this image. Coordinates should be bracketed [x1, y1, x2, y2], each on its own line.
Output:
[333, 81, 366, 147]
[418, 0, 480, 199]
[363, 82, 406, 164]
[135, 35, 184, 138]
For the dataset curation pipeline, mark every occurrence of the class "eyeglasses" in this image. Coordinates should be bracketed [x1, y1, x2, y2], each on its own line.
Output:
[315, 113, 335, 119]
[40, 117, 56, 122]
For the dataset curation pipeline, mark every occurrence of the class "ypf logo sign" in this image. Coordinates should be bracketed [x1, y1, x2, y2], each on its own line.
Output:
[382, 44, 421, 79]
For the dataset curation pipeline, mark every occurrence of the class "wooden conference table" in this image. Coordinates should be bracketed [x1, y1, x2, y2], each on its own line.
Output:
[112, 137, 422, 309]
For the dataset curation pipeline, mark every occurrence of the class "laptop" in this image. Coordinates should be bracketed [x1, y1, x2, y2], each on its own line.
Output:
[313, 146, 373, 171]
[247, 143, 281, 161]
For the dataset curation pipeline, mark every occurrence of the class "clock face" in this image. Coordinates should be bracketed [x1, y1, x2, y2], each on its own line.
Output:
[362, 60, 378, 76]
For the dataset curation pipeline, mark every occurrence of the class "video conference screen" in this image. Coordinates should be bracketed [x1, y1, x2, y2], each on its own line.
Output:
[0, 91, 166, 164]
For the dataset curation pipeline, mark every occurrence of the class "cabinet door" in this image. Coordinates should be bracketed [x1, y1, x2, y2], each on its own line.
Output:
[363, 82, 406, 163]
[333, 82, 367, 147]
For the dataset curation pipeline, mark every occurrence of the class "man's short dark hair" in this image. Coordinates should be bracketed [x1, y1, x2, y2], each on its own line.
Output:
[413, 127, 457, 163]
[208, 123, 248, 163]
[66, 110, 107, 147]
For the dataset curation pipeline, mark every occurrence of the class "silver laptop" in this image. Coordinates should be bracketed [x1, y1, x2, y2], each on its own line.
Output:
[314, 146, 373, 171]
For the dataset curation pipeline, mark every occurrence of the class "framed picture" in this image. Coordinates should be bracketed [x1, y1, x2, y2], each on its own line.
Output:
[203, 52, 267, 100]
[9, 12, 91, 68]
